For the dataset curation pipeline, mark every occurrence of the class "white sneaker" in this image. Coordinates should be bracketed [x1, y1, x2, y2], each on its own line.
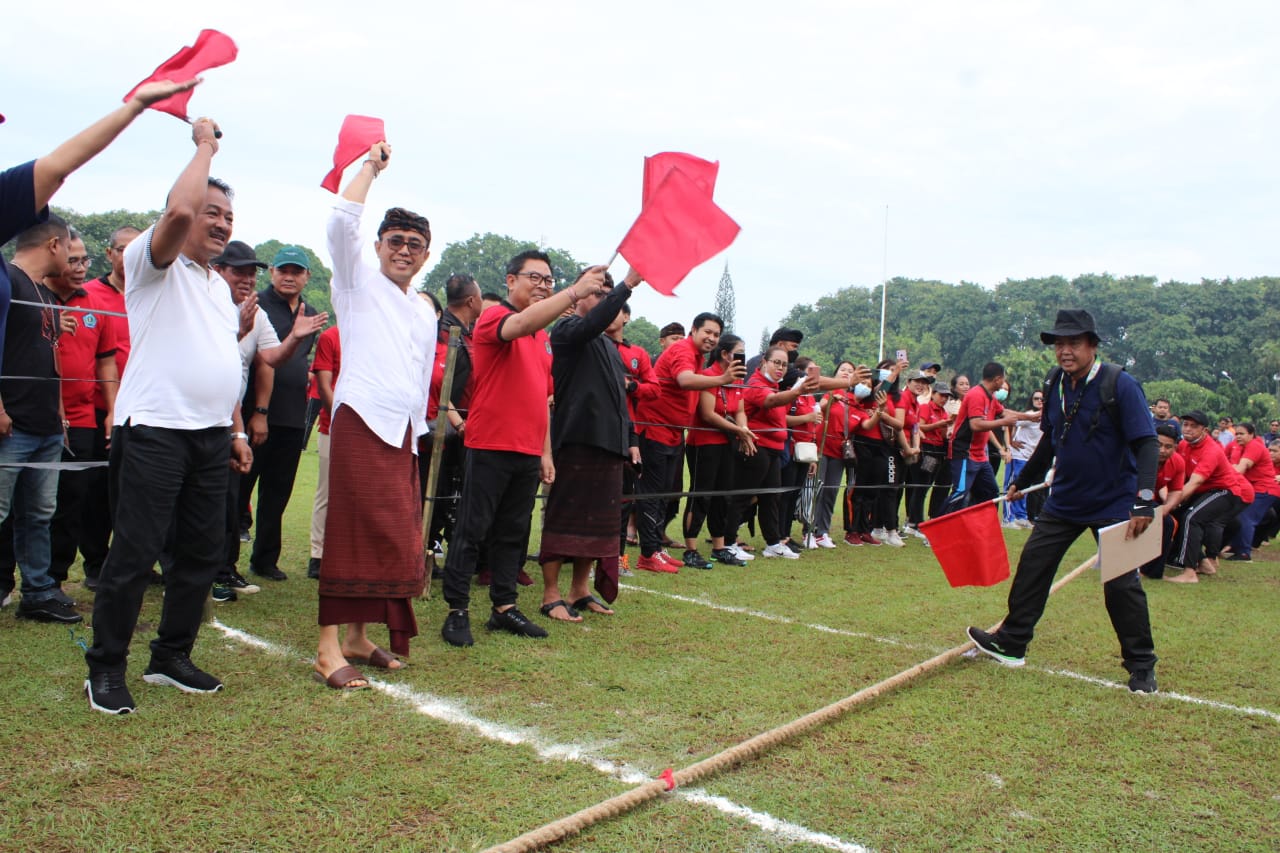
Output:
[1001, 521, 1020, 529]
[815, 533, 837, 549]
[901, 523, 916, 535]
[1016, 519, 1034, 529]
[731, 545, 755, 562]
[885, 531, 906, 547]
[921, 537, 931, 548]
[803, 534, 818, 550]
[762, 543, 800, 560]
[907, 526, 928, 540]
[870, 527, 889, 543]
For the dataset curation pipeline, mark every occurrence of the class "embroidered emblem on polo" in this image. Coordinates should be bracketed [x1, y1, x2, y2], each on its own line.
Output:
[83, 313, 98, 329]
[630, 357, 639, 370]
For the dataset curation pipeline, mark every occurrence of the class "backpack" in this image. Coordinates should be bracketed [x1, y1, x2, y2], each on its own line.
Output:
[1042, 362, 1131, 442]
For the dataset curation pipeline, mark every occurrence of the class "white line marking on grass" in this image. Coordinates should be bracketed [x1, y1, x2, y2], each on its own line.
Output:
[622, 586, 1280, 723]
[210, 620, 872, 852]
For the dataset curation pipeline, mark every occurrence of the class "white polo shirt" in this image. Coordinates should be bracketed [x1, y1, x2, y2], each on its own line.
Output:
[237, 305, 282, 397]
[326, 199, 436, 450]
[114, 225, 241, 429]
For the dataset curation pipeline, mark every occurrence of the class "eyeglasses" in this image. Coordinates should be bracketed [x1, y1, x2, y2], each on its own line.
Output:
[765, 359, 788, 367]
[383, 235, 428, 255]
[68, 255, 94, 269]
[514, 271, 555, 287]
[1032, 396, 1044, 401]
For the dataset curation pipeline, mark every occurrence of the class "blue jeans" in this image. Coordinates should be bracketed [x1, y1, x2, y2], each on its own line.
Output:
[942, 458, 998, 515]
[1230, 493, 1277, 557]
[0, 429, 63, 601]
[1003, 458, 1028, 521]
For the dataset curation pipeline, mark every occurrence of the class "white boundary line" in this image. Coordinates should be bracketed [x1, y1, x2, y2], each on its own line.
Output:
[211, 620, 871, 853]
[621, 584, 1280, 725]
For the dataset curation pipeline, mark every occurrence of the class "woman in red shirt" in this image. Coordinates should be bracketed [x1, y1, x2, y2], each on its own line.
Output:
[811, 361, 859, 548]
[724, 346, 816, 560]
[783, 357, 823, 549]
[1227, 423, 1280, 561]
[849, 361, 906, 546]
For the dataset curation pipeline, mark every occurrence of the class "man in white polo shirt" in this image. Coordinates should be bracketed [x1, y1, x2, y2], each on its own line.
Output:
[84, 117, 252, 715]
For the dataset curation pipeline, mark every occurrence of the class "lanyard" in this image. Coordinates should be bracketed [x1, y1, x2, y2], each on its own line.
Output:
[1057, 358, 1101, 442]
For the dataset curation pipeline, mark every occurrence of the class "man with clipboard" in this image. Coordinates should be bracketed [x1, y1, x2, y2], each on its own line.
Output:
[966, 310, 1162, 693]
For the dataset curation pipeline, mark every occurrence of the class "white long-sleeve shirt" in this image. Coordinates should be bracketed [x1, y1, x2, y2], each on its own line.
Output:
[326, 199, 436, 450]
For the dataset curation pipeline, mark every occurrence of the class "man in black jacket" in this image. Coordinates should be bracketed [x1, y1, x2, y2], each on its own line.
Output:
[538, 270, 643, 622]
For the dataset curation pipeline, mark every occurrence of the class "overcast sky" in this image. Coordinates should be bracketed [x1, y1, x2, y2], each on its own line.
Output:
[4, 1, 1276, 350]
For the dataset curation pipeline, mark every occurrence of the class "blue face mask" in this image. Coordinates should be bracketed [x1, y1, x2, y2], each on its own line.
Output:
[853, 384, 873, 400]
[994, 388, 1009, 402]
[877, 369, 892, 382]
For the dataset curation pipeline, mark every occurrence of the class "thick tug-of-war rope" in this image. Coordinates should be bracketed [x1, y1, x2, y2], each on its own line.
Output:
[482, 554, 1099, 853]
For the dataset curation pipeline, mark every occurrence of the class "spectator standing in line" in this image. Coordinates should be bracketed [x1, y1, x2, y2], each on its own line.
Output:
[306, 324, 340, 579]
[1002, 389, 1044, 529]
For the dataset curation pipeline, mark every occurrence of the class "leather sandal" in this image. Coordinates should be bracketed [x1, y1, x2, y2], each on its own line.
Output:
[345, 647, 404, 669]
[312, 665, 368, 690]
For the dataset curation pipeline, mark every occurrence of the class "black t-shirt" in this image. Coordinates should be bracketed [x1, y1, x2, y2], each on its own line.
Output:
[0, 266, 61, 435]
[243, 286, 320, 429]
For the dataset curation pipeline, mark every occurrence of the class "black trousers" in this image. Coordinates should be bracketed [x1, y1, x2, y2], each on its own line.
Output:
[853, 441, 896, 532]
[1169, 489, 1240, 568]
[442, 449, 540, 611]
[423, 429, 465, 547]
[684, 443, 733, 542]
[245, 425, 305, 573]
[78, 407, 114, 580]
[48, 426, 98, 584]
[635, 436, 683, 557]
[906, 446, 945, 525]
[85, 424, 228, 673]
[726, 447, 782, 545]
[994, 513, 1156, 673]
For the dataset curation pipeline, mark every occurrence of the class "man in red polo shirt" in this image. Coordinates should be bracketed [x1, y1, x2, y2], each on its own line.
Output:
[1139, 424, 1186, 579]
[632, 312, 744, 572]
[440, 251, 607, 646]
[941, 361, 1027, 514]
[1166, 410, 1250, 583]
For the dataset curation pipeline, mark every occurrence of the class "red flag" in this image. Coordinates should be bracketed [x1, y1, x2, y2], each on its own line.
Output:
[123, 30, 238, 120]
[320, 115, 386, 193]
[642, 152, 718, 206]
[918, 501, 1011, 587]
[618, 168, 740, 296]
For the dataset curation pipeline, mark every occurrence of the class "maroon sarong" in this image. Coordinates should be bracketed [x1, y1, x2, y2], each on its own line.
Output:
[540, 444, 623, 561]
[318, 406, 424, 655]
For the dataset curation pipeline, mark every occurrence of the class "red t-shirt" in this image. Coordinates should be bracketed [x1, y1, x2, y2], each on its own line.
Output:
[55, 289, 118, 428]
[1178, 437, 1249, 500]
[635, 336, 702, 447]
[853, 396, 895, 443]
[1239, 437, 1280, 497]
[822, 392, 855, 459]
[688, 363, 742, 448]
[310, 326, 341, 436]
[1155, 452, 1186, 494]
[743, 371, 788, 451]
[955, 385, 1003, 462]
[1225, 442, 1243, 465]
[613, 338, 658, 425]
[465, 303, 552, 456]
[897, 389, 920, 434]
[788, 390, 820, 449]
[916, 399, 949, 447]
[84, 277, 128, 412]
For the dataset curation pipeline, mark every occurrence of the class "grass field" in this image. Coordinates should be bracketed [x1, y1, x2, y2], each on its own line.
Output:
[1, 442, 1277, 852]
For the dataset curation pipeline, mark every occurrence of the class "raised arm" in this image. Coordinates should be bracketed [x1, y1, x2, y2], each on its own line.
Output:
[149, 117, 222, 268]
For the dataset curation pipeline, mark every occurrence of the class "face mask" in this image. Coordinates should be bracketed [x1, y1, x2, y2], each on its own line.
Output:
[853, 384, 872, 400]
[994, 388, 1009, 402]
[877, 369, 892, 382]
[787, 349, 799, 364]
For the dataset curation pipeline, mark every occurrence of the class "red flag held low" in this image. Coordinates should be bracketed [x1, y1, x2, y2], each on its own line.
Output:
[642, 152, 719, 206]
[320, 115, 386, 193]
[618, 167, 740, 296]
[123, 29, 238, 120]
[918, 501, 1011, 588]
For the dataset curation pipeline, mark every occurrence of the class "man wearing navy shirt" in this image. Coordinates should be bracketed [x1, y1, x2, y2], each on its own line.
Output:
[967, 309, 1161, 693]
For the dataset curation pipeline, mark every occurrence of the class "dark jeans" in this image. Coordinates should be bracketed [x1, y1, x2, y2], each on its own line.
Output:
[726, 446, 782, 545]
[942, 457, 998, 515]
[1169, 489, 1240, 568]
[684, 443, 733, 542]
[1229, 493, 1276, 557]
[994, 512, 1156, 673]
[635, 436, 683, 557]
[85, 424, 228, 673]
[442, 449, 540, 611]
[49, 426, 98, 584]
[79, 408, 113, 579]
[245, 425, 305, 573]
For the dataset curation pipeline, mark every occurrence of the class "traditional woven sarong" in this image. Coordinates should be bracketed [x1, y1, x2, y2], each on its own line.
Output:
[540, 444, 623, 562]
[318, 406, 424, 655]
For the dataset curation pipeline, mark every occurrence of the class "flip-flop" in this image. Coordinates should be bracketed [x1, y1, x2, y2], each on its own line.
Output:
[571, 594, 615, 616]
[539, 599, 581, 622]
[345, 647, 405, 669]
[312, 665, 368, 691]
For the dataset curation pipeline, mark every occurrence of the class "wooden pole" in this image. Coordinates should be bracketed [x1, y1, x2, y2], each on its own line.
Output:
[420, 325, 461, 599]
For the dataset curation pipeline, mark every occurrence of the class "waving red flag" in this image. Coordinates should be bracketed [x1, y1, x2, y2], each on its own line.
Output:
[618, 167, 740, 296]
[642, 152, 719, 206]
[918, 501, 1011, 587]
[123, 29, 238, 120]
[320, 115, 386, 193]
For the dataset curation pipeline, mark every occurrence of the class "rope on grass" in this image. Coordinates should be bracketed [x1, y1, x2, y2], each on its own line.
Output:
[484, 554, 1099, 853]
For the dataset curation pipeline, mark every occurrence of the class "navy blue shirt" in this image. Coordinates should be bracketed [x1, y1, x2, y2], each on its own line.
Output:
[1041, 366, 1155, 521]
[0, 161, 49, 370]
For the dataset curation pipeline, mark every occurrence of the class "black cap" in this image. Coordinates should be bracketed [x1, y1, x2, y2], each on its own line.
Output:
[1040, 309, 1100, 345]
[770, 327, 804, 345]
[1181, 410, 1210, 427]
[920, 362, 942, 371]
[211, 240, 267, 269]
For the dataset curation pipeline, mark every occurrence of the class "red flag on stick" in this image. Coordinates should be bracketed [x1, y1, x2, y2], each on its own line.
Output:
[123, 29, 238, 120]
[320, 115, 386, 193]
[642, 152, 719, 206]
[918, 501, 1011, 587]
[617, 167, 740, 296]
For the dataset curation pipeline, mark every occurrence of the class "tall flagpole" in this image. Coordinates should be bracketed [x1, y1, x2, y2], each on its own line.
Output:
[878, 204, 889, 362]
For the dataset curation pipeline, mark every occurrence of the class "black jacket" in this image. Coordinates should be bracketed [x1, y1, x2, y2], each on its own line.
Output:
[549, 285, 633, 456]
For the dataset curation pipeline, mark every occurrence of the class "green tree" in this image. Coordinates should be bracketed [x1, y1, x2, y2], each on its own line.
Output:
[422, 232, 584, 300]
[714, 263, 736, 333]
[35, 206, 160, 273]
[253, 240, 335, 323]
[1244, 393, 1280, 425]
[1142, 379, 1224, 418]
[626, 316, 660, 357]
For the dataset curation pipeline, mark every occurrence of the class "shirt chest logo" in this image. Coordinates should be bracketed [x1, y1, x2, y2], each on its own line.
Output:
[630, 357, 639, 370]
[82, 313, 98, 329]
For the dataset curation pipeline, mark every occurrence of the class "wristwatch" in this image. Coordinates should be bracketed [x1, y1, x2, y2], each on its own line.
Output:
[1137, 489, 1155, 502]
[253, 406, 269, 415]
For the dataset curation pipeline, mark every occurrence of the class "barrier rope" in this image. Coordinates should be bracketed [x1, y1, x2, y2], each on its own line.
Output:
[482, 554, 1098, 853]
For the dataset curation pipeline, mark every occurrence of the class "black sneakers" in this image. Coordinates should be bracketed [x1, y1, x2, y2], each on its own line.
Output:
[966, 626, 1025, 667]
[307, 557, 321, 579]
[682, 549, 714, 570]
[442, 609, 474, 647]
[85, 671, 136, 715]
[1128, 669, 1158, 694]
[710, 547, 747, 567]
[225, 570, 260, 594]
[486, 606, 548, 639]
[211, 584, 237, 603]
[142, 655, 224, 693]
[16, 596, 83, 624]
[251, 564, 288, 582]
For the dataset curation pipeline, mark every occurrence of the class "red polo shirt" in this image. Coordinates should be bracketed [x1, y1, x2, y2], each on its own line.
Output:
[917, 399, 950, 447]
[55, 288, 118, 428]
[853, 396, 895, 443]
[636, 336, 702, 447]
[822, 392, 854, 459]
[955, 385, 1003, 462]
[687, 363, 742, 448]
[1178, 436, 1249, 499]
[465, 302, 552, 456]
[84, 276, 128, 412]
[310, 326, 341, 436]
[788, 390, 820, 449]
[1156, 452, 1186, 494]
[1239, 437, 1280, 497]
[743, 371, 787, 451]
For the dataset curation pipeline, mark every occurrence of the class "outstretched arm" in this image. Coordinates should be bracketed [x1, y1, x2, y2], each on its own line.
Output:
[341, 142, 389, 205]
[149, 117, 222, 268]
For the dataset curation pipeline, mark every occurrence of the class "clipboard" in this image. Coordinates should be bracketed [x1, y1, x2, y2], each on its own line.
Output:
[1096, 508, 1163, 583]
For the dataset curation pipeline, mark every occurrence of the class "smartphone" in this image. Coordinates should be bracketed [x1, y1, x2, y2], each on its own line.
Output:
[732, 352, 746, 365]
[896, 349, 907, 363]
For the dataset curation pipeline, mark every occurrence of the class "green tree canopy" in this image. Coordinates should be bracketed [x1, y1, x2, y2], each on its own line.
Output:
[625, 316, 660, 356]
[252, 239, 335, 323]
[422, 232, 584, 302]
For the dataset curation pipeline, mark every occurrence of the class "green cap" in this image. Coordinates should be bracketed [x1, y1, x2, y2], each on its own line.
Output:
[271, 246, 310, 270]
